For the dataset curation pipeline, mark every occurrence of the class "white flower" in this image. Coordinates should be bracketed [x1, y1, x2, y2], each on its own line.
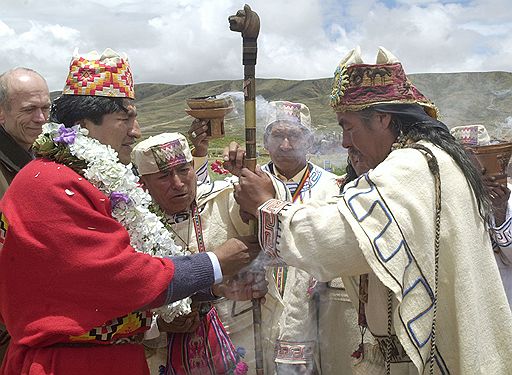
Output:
[40, 123, 191, 321]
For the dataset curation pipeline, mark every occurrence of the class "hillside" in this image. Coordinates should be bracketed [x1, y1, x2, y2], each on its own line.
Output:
[50, 71, 512, 173]
[131, 71, 512, 141]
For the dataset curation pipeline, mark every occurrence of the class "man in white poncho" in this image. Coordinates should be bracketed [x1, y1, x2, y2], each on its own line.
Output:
[131, 132, 267, 375]
[219, 101, 362, 374]
[231, 46, 512, 374]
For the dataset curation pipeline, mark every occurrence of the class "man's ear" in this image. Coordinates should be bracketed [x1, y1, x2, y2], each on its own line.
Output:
[304, 132, 314, 150]
[376, 113, 393, 130]
[76, 119, 89, 130]
[0, 106, 6, 124]
[263, 134, 269, 150]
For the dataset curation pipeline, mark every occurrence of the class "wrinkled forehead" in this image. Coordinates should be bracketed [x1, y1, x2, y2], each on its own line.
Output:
[336, 111, 367, 126]
[267, 121, 309, 136]
[154, 161, 193, 176]
[142, 162, 195, 187]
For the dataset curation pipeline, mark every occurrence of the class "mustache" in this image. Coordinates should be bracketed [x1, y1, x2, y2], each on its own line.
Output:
[348, 149, 362, 161]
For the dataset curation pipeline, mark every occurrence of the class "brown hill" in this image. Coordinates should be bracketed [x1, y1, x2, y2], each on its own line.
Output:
[51, 71, 512, 173]
[130, 71, 512, 140]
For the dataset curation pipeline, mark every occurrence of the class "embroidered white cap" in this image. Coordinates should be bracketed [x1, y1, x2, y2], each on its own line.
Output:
[131, 133, 193, 175]
[265, 100, 312, 132]
[450, 125, 491, 146]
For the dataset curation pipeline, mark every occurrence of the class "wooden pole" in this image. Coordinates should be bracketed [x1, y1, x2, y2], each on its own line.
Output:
[229, 5, 263, 375]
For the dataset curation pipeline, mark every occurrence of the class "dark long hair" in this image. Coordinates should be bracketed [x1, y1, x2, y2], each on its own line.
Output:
[341, 104, 490, 221]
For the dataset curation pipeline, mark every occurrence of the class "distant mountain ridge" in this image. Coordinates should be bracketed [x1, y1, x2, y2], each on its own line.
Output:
[52, 71, 512, 142]
[134, 71, 512, 141]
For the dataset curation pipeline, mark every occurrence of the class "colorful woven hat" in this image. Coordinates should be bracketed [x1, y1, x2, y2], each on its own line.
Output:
[450, 125, 491, 146]
[132, 133, 193, 175]
[330, 46, 438, 119]
[62, 48, 134, 99]
[265, 101, 312, 132]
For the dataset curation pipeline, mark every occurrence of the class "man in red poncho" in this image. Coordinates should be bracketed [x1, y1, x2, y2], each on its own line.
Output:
[0, 48, 261, 375]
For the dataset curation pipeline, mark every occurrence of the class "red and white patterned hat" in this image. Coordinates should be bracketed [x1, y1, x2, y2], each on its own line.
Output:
[62, 48, 134, 99]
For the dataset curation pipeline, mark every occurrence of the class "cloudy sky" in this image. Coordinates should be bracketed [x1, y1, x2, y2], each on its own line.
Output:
[1, 0, 510, 91]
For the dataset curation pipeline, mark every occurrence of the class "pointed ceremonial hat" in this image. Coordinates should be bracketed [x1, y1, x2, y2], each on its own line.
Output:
[330, 46, 438, 119]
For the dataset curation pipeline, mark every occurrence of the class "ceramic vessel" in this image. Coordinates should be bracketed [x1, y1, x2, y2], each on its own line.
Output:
[466, 141, 512, 185]
[186, 96, 233, 139]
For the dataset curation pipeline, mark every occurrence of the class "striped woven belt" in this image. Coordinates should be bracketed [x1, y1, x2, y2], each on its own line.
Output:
[374, 334, 411, 363]
[52, 333, 145, 348]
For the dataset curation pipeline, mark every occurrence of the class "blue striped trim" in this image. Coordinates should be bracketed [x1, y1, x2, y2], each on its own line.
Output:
[492, 216, 512, 248]
[343, 173, 449, 372]
[195, 160, 210, 184]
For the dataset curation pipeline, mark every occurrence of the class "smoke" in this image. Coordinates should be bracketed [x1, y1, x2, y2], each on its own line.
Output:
[493, 89, 512, 99]
[494, 116, 512, 142]
[217, 91, 347, 172]
[218, 90, 340, 145]
[249, 249, 271, 270]
[218, 91, 273, 136]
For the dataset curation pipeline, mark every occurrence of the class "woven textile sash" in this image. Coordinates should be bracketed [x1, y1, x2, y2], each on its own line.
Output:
[166, 307, 241, 375]
[290, 165, 310, 203]
[191, 203, 206, 253]
[165, 203, 243, 374]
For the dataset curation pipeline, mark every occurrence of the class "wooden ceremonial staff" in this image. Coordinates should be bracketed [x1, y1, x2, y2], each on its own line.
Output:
[228, 4, 263, 375]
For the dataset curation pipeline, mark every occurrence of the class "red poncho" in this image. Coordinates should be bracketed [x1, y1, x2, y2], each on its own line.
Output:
[0, 159, 175, 374]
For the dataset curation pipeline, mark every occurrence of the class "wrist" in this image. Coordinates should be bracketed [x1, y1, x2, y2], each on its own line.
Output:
[192, 146, 208, 157]
[254, 196, 273, 216]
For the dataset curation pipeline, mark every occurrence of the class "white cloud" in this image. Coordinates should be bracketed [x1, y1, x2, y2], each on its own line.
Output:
[0, 21, 15, 37]
[0, 0, 510, 91]
[461, 22, 512, 37]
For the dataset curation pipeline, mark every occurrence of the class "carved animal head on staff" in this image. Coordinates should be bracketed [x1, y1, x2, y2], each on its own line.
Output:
[228, 4, 260, 39]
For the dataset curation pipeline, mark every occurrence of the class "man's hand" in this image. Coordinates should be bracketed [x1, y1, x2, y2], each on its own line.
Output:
[213, 236, 260, 277]
[222, 141, 246, 176]
[188, 119, 209, 157]
[157, 310, 200, 333]
[213, 270, 268, 301]
[234, 166, 276, 217]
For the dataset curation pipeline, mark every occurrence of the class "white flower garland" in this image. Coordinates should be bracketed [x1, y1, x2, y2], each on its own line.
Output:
[38, 123, 191, 322]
